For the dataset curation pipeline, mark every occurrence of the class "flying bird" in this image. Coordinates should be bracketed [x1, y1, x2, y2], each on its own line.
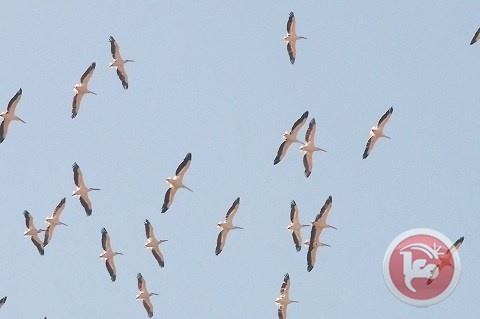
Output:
[284, 12, 307, 64]
[287, 200, 309, 252]
[300, 118, 326, 177]
[72, 162, 100, 216]
[23, 210, 45, 256]
[274, 111, 309, 165]
[136, 273, 158, 318]
[72, 62, 96, 118]
[215, 197, 244, 255]
[161, 152, 192, 213]
[144, 219, 168, 267]
[427, 236, 464, 285]
[100, 228, 123, 282]
[471, 27, 480, 45]
[0, 296, 6, 309]
[109, 36, 134, 89]
[306, 196, 335, 272]
[363, 107, 393, 159]
[0, 88, 25, 144]
[43, 197, 67, 247]
[275, 273, 298, 319]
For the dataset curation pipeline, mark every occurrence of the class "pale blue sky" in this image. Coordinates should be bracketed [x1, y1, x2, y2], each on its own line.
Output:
[0, 1, 478, 318]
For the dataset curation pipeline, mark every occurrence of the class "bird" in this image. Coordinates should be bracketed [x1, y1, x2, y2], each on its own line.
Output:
[23, 210, 45, 256]
[426, 236, 464, 285]
[100, 228, 123, 282]
[274, 111, 309, 165]
[363, 107, 393, 159]
[43, 197, 67, 247]
[471, 27, 480, 45]
[109, 36, 134, 89]
[215, 197, 244, 255]
[0, 88, 25, 144]
[287, 200, 310, 252]
[72, 62, 96, 118]
[0, 296, 6, 309]
[144, 219, 168, 268]
[72, 162, 100, 216]
[300, 118, 326, 177]
[161, 152, 192, 213]
[136, 273, 158, 318]
[275, 273, 298, 319]
[284, 12, 307, 64]
[306, 196, 335, 272]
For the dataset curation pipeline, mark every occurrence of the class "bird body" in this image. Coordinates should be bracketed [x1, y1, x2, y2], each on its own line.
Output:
[284, 12, 307, 64]
[72, 62, 96, 118]
[215, 197, 243, 255]
[43, 197, 67, 247]
[427, 236, 464, 285]
[287, 200, 310, 251]
[274, 111, 308, 165]
[109, 36, 134, 89]
[162, 153, 192, 213]
[72, 162, 100, 216]
[363, 107, 393, 159]
[275, 273, 298, 319]
[136, 273, 158, 318]
[144, 219, 168, 267]
[23, 210, 45, 255]
[300, 118, 326, 177]
[100, 228, 123, 282]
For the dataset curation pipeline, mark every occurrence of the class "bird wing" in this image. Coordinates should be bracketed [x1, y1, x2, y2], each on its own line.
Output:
[290, 200, 299, 223]
[445, 236, 464, 257]
[305, 118, 316, 143]
[161, 187, 177, 213]
[31, 235, 45, 256]
[362, 134, 378, 159]
[287, 41, 296, 64]
[291, 230, 302, 252]
[6, 88, 22, 113]
[80, 62, 96, 85]
[109, 36, 122, 60]
[101, 228, 111, 251]
[279, 273, 290, 296]
[144, 219, 153, 239]
[426, 264, 439, 285]
[314, 196, 333, 225]
[43, 224, 55, 247]
[0, 296, 6, 308]
[116, 66, 129, 89]
[286, 12, 295, 35]
[278, 304, 287, 319]
[0, 118, 11, 144]
[290, 111, 309, 135]
[307, 243, 317, 272]
[79, 194, 93, 216]
[151, 246, 165, 268]
[175, 152, 192, 178]
[225, 197, 240, 221]
[303, 152, 313, 178]
[53, 197, 66, 218]
[71, 93, 84, 119]
[143, 299, 154, 318]
[215, 229, 229, 255]
[72, 162, 86, 188]
[471, 27, 480, 45]
[376, 107, 393, 131]
[274, 140, 293, 165]
[137, 273, 146, 291]
[105, 258, 117, 282]
[23, 210, 32, 228]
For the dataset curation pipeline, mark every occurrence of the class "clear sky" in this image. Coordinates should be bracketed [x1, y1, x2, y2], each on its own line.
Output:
[0, 1, 478, 318]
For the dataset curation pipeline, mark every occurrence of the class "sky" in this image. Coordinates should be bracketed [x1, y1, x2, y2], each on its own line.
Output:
[0, 1, 478, 318]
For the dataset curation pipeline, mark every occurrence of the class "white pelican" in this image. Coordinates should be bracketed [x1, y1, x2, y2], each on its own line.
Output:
[161, 152, 192, 213]
[109, 36, 134, 89]
[72, 162, 100, 216]
[275, 273, 298, 319]
[471, 28, 480, 45]
[72, 62, 96, 119]
[23, 210, 45, 256]
[144, 219, 168, 268]
[363, 107, 393, 159]
[215, 197, 244, 255]
[274, 111, 309, 165]
[0, 296, 6, 309]
[136, 273, 158, 318]
[427, 236, 464, 285]
[306, 196, 335, 272]
[43, 197, 67, 247]
[300, 118, 326, 177]
[0, 88, 25, 144]
[284, 12, 307, 64]
[287, 200, 309, 252]
[100, 228, 123, 282]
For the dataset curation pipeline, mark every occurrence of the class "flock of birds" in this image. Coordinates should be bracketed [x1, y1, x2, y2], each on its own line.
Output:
[0, 10, 469, 319]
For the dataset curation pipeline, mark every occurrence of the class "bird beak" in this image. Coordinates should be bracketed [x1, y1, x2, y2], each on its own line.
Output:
[18, 117, 26, 124]
[328, 225, 337, 230]
[184, 186, 193, 192]
[90, 188, 101, 191]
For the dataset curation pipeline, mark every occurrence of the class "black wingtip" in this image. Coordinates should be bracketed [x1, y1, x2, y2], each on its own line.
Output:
[307, 265, 313, 272]
[161, 206, 168, 214]
[296, 246, 301, 252]
[273, 157, 280, 165]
